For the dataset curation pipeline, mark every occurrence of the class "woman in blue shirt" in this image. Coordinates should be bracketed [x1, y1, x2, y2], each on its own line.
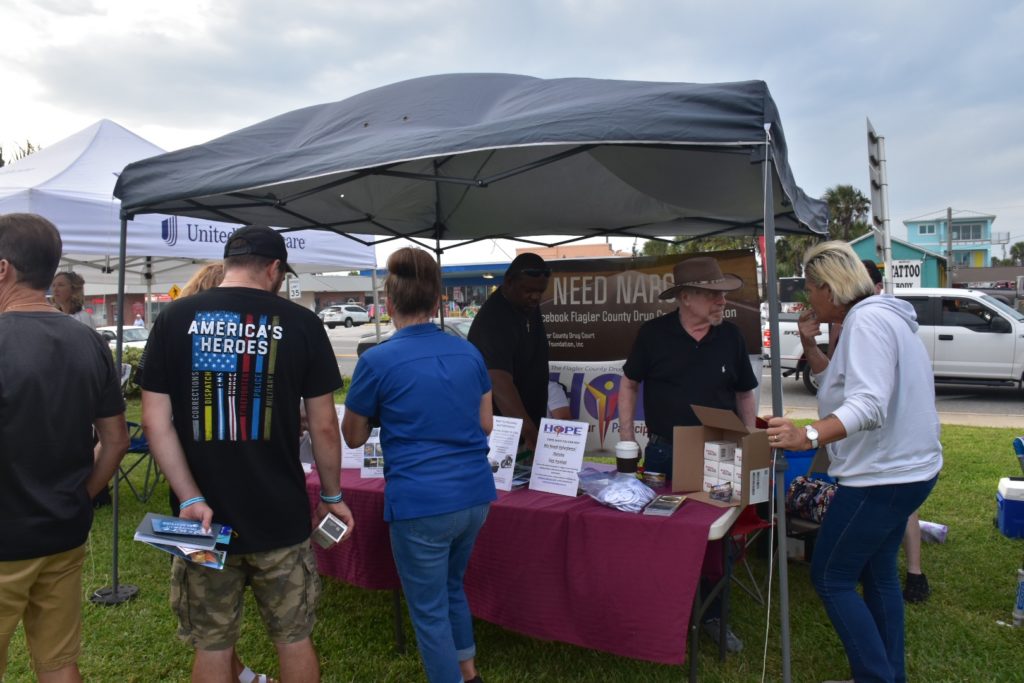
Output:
[343, 247, 495, 683]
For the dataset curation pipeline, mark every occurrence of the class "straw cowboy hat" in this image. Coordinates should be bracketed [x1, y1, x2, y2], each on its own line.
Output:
[658, 256, 744, 300]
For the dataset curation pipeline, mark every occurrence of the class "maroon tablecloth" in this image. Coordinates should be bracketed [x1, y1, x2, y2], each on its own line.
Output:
[306, 469, 723, 665]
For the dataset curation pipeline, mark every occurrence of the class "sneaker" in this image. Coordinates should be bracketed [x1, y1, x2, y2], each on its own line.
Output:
[702, 617, 743, 653]
[903, 571, 930, 603]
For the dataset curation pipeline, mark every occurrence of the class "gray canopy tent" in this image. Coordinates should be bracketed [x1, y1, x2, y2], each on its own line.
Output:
[115, 73, 827, 681]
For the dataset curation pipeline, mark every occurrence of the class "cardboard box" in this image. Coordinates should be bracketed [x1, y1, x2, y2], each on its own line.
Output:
[719, 462, 735, 481]
[702, 476, 718, 492]
[673, 405, 771, 508]
[704, 440, 735, 461]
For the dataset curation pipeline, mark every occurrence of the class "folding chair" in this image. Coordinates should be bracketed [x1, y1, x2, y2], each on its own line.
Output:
[728, 505, 774, 605]
[117, 421, 162, 503]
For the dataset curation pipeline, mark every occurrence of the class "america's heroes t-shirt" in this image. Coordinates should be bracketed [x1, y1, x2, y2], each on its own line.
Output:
[140, 287, 342, 553]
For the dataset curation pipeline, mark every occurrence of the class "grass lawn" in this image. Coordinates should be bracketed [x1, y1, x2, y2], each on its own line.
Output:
[5, 407, 1024, 682]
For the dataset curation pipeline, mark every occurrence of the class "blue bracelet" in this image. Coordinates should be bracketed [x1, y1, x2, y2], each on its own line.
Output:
[320, 491, 343, 504]
[179, 496, 206, 511]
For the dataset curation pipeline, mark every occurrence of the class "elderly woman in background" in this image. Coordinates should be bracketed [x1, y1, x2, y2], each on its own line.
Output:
[342, 247, 495, 683]
[51, 271, 94, 328]
[766, 241, 941, 683]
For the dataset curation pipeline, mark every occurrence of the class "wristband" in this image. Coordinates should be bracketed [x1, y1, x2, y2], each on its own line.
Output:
[179, 496, 206, 511]
[320, 491, 344, 504]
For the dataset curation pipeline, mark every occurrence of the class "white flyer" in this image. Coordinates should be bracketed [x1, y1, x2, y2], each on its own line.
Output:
[529, 418, 587, 497]
[335, 405, 365, 469]
[360, 428, 384, 479]
[486, 416, 523, 491]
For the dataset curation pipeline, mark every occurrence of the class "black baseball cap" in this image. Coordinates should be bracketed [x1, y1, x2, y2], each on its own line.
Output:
[224, 225, 296, 275]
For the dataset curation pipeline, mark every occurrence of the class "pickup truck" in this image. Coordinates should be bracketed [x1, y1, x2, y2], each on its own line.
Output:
[763, 287, 1024, 395]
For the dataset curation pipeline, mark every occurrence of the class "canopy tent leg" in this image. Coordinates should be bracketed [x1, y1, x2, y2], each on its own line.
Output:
[763, 125, 792, 683]
[92, 214, 139, 606]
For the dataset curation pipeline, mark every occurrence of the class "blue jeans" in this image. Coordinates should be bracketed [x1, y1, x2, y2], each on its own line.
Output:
[389, 504, 490, 683]
[811, 477, 937, 683]
[643, 438, 674, 480]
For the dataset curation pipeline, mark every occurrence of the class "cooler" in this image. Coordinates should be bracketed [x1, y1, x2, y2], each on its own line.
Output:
[782, 449, 835, 492]
[996, 478, 1024, 539]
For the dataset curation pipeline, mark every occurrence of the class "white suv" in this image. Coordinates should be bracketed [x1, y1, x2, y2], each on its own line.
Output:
[767, 288, 1024, 393]
[319, 304, 369, 328]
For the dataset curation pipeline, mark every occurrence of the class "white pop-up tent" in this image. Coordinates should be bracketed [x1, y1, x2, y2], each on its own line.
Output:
[0, 119, 377, 291]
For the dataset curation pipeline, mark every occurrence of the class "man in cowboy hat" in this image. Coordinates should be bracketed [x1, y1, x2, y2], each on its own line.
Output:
[618, 255, 758, 652]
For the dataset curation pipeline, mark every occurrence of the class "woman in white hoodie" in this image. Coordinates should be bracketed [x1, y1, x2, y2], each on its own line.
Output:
[766, 241, 942, 683]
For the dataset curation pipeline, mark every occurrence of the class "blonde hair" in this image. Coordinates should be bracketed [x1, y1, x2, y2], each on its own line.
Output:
[802, 241, 875, 307]
[181, 263, 225, 297]
[52, 271, 85, 314]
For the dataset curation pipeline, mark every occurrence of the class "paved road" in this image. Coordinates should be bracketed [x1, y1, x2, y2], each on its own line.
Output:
[759, 367, 1022, 428]
[328, 322, 392, 378]
[327, 325, 1021, 429]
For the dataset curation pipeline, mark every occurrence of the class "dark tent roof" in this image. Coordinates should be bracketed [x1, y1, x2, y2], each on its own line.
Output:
[114, 73, 826, 247]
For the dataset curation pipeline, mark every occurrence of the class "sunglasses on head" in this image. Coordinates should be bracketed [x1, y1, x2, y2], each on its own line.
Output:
[517, 268, 551, 278]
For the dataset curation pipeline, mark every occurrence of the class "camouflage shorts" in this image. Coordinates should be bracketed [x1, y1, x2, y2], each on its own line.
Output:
[169, 540, 321, 651]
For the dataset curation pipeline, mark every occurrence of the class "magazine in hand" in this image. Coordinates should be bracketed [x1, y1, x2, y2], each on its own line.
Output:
[134, 512, 232, 570]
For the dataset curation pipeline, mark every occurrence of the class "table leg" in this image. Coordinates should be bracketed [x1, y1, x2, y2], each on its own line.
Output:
[392, 589, 406, 654]
[688, 583, 702, 683]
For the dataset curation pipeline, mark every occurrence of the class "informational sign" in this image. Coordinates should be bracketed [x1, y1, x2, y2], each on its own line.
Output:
[486, 416, 523, 491]
[288, 276, 302, 300]
[890, 260, 923, 289]
[529, 418, 587, 497]
[360, 428, 384, 478]
[541, 251, 760, 361]
[334, 405, 365, 469]
[168, 284, 182, 300]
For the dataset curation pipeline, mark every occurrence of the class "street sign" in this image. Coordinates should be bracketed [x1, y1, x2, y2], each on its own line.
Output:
[168, 284, 182, 300]
[288, 276, 301, 300]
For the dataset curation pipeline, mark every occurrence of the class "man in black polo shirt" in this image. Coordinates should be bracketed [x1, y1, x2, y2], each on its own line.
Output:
[468, 253, 550, 453]
[618, 255, 757, 652]
[619, 256, 757, 476]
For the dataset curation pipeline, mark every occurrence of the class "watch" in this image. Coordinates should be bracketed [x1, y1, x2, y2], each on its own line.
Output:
[804, 425, 820, 449]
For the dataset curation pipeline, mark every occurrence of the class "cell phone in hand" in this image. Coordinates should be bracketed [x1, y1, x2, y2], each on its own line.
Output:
[312, 512, 348, 548]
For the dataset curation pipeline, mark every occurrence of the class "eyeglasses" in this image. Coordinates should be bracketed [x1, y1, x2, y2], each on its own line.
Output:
[516, 268, 551, 278]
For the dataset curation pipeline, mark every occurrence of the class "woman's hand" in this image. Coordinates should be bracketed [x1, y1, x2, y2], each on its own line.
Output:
[797, 310, 820, 346]
[764, 416, 811, 451]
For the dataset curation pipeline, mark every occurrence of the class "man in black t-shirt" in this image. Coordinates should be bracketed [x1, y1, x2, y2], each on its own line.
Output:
[468, 253, 550, 452]
[141, 225, 355, 681]
[0, 213, 128, 682]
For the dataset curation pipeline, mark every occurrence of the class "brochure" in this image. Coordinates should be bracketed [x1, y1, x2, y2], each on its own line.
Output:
[487, 416, 523, 491]
[643, 494, 687, 517]
[133, 512, 231, 570]
[360, 428, 384, 478]
[529, 418, 587, 497]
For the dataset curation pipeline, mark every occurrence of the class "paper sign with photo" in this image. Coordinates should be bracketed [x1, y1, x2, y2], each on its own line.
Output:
[487, 416, 523, 491]
[360, 427, 384, 478]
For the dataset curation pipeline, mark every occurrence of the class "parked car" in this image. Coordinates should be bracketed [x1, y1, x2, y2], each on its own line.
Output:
[765, 287, 1024, 395]
[356, 318, 473, 356]
[319, 304, 370, 328]
[97, 325, 150, 350]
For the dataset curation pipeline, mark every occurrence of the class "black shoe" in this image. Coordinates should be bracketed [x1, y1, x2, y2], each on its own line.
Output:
[903, 572, 930, 603]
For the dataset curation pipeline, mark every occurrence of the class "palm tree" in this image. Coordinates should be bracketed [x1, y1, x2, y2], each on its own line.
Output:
[822, 184, 871, 241]
[1010, 241, 1024, 266]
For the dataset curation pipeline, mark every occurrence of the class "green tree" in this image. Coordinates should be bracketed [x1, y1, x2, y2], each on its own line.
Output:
[640, 235, 755, 257]
[0, 140, 41, 168]
[822, 184, 871, 241]
[1010, 241, 1024, 267]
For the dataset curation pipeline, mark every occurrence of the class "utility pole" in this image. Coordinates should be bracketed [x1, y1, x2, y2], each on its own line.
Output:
[946, 206, 954, 287]
[867, 119, 893, 293]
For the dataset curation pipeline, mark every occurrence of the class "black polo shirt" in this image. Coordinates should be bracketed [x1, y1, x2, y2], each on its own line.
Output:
[467, 288, 549, 428]
[622, 311, 758, 440]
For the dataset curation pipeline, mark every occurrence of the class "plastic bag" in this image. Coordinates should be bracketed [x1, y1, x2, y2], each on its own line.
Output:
[579, 467, 656, 513]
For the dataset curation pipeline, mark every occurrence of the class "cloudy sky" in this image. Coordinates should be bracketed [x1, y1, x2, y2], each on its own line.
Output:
[2, 0, 1022, 263]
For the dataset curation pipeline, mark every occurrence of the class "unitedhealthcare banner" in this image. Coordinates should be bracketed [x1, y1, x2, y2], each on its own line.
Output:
[60, 213, 376, 270]
[542, 251, 761, 454]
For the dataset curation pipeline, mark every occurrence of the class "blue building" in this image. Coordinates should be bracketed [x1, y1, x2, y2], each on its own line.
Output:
[903, 213, 997, 268]
[849, 233, 947, 288]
